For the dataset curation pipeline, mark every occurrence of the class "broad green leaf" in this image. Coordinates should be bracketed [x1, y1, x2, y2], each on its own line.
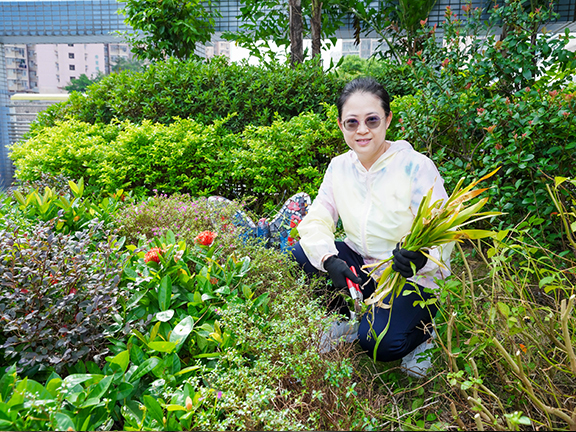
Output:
[166, 229, 176, 245]
[130, 357, 161, 382]
[54, 413, 75, 431]
[170, 316, 195, 345]
[148, 341, 177, 353]
[174, 365, 201, 376]
[159, 276, 172, 311]
[85, 375, 113, 403]
[143, 394, 164, 423]
[497, 302, 510, 318]
[156, 309, 175, 322]
[108, 350, 130, 374]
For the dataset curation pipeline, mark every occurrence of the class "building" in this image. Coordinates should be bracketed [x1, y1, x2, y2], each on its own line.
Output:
[205, 41, 231, 59]
[4, 42, 133, 94]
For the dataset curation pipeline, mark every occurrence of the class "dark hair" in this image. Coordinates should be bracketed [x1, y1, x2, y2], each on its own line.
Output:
[336, 77, 391, 119]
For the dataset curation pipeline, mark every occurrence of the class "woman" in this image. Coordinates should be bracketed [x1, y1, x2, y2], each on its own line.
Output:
[292, 77, 453, 376]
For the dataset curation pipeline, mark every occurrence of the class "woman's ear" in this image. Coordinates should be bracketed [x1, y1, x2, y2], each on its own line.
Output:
[386, 111, 393, 128]
[337, 118, 344, 133]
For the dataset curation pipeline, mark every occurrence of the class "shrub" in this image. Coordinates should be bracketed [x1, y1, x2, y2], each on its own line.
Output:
[0, 220, 126, 373]
[32, 56, 346, 134]
[437, 234, 576, 430]
[11, 109, 343, 214]
[387, 0, 576, 248]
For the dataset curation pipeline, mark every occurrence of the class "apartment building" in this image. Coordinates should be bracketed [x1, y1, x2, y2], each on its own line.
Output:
[4, 42, 132, 93]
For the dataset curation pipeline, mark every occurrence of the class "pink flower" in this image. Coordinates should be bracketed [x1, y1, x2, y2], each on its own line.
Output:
[477, 108, 485, 114]
[549, 90, 558, 98]
[407, 59, 413, 66]
[287, 202, 299, 211]
[420, 19, 428, 26]
[462, 4, 471, 13]
[442, 58, 449, 68]
[217, 391, 222, 399]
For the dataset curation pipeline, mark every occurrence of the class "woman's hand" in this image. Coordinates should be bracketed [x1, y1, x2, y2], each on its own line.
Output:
[324, 255, 362, 288]
[392, 244, 427, 278]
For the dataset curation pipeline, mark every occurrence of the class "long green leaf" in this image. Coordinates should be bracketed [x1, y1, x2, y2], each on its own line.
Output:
[158, 276, 172, 311]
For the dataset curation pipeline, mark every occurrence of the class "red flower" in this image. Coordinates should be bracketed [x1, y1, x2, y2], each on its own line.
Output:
[549, 90, 558, 98]
[441, 58, 449, 68]
[195, 231, 217, 246]
[144, 247, 163, 264]
[287, 236, 295, 246]
[477, 108, 485, 114]
[407, 59, 413, 66]
[462, 4, 471, 13]
[420, 19, 427, 26]
[69, 287, 77, 295]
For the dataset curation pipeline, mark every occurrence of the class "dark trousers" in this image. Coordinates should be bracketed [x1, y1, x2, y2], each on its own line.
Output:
[291, 241, 437, 362]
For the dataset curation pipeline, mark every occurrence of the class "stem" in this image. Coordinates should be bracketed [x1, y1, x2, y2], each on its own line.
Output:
[560, 295, 576, 376]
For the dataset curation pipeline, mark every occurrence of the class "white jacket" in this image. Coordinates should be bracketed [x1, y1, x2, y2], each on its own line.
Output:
[297, 140, 453, 289]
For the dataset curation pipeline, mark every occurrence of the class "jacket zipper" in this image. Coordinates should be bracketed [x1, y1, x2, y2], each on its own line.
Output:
[361, 173, 372, 256]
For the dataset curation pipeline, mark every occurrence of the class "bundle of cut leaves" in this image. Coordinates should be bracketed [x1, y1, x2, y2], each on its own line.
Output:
[364, 167, 502, 308]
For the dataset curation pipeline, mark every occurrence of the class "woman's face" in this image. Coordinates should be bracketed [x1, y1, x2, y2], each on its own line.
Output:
[337, 91, 392, 170]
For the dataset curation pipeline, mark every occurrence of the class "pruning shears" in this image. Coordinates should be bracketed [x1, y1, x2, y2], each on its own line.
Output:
[346, 266, 363, 321]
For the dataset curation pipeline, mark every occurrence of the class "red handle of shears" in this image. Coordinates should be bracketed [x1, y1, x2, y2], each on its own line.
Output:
[346, 266, 361, 293]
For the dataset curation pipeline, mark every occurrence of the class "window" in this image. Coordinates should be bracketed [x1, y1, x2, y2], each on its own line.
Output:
[68, 44, 74, 47]
[68, 53, 74, 59]
[69, 64, 75, 71]
[70, 76, 76, 80]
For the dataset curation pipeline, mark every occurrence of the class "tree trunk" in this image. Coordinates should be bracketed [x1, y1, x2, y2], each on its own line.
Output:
[289, 0, 304, 66]
[311, 0, 323, 58]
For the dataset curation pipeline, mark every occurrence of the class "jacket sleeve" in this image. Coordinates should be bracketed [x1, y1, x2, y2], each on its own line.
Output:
[410, 157, 454, 279]
[297, 162, 339, 271]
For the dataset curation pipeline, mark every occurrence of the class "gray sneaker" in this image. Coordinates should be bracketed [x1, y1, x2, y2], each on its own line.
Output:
[319, 320, 359, 354]
[401, 331, 435, 377]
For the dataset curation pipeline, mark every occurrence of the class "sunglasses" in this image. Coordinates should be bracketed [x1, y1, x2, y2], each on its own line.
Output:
[341, 115, 383, 131]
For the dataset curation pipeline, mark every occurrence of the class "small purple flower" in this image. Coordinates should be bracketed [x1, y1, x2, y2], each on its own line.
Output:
[217, 391, 222, 400]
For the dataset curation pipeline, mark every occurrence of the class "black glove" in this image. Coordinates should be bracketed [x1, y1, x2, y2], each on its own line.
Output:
[392, 244, 427, 278]
[323, 255, 362, 289]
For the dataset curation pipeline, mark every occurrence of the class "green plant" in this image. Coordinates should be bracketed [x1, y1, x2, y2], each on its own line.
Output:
[436, 233, 576, 430]
[9, 178, 125, 234]
[120, 0, 220, 61]
[11, 109, 343, 214]
[0, 221, 127, 373]
[386, 0, 576, 249]
[30, 57, 346, 133]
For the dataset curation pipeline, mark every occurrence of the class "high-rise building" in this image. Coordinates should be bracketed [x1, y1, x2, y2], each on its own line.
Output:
[4, 42, 133, 94]
[5, 44, 32, 92]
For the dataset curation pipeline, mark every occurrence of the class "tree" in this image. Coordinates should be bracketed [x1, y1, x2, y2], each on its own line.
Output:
[222, 0, 359, 66]
[64, 73, 104, 93]
[120, 0, 221, 61]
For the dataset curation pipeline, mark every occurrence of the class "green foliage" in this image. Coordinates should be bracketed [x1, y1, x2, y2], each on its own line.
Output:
[12, 108, 343, 214]
[120, 0, 220, 61]
[336, 55, 416, 98]
[7, 178, 125, 234]
[31, 57, 345, 133]
[437, 234, 576, 430]
[64, 72, 104, 93]
[386, 0, 576, 247]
